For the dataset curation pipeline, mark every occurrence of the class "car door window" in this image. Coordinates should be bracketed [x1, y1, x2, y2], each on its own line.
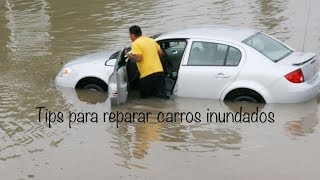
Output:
[159, 40, 187, 72]
[158, 39, 187, 93]
[188, 41, 241, 66]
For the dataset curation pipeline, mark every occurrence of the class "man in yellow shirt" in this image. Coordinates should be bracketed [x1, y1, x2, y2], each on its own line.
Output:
[126, 25, 169, 99]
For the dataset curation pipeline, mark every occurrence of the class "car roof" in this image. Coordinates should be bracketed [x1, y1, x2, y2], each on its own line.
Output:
[157, 25, 258, 42]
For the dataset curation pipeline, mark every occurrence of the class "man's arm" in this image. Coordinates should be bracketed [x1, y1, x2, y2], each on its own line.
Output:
[156, 42, 164, 58]
[157, 48, 164, 58]
[129, 42, 142, 62]
[127, 52, 142, 62]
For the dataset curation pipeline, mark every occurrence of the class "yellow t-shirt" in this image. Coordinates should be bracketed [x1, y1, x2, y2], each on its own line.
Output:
[131, 36, 163, 78]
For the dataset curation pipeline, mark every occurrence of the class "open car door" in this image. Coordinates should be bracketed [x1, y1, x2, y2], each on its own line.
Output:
[108, 47, 128, 105]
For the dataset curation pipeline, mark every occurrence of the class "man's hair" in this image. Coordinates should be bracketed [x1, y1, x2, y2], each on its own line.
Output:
[129, 25, 142, 37]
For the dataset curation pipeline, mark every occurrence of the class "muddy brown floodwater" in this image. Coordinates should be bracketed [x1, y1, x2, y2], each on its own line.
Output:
[1, 0, 320, 179]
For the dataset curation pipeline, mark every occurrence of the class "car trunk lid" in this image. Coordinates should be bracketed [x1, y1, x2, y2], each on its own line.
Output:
[279, 52, 318, 83]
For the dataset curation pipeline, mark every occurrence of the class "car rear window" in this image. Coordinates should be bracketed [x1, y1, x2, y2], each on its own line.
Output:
[243, 32, 293, 62]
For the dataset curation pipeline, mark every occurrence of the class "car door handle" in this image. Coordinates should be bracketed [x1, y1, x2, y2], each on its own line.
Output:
[216, 73, 230, 78]
[172, 51, 178, 54]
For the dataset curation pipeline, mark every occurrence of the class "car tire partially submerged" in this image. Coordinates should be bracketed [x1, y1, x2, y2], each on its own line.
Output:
[76, 77, 108, 91]
[224, 88, 266, 103]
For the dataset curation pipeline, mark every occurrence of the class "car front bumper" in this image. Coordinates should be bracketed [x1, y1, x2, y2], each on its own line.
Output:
[55, 74, 77, 88]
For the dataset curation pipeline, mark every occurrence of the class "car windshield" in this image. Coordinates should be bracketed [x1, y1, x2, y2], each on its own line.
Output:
[243, 32, 293, 62]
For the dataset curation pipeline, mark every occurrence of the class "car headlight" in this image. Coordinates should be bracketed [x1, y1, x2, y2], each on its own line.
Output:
[59, 67, 72, 77]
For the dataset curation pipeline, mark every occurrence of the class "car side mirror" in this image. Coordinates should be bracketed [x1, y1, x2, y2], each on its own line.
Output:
[105, 58, 116, 66]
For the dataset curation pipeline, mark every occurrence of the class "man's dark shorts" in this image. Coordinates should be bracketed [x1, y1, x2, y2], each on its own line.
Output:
[139, 72, 167, 99]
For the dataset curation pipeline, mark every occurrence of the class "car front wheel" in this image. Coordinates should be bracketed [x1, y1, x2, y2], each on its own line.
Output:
[83, 83, 105, 91]
[76, 77, 108, 92]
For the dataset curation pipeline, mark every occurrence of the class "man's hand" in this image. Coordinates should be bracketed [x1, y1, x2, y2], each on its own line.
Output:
[124, 49, 129, 57]
[126, 51, 142, 62]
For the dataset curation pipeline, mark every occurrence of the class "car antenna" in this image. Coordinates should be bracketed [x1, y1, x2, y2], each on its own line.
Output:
[302, 0, 311, 52]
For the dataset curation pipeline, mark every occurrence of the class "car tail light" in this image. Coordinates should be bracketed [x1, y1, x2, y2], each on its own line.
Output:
[285, 68, 304, 83]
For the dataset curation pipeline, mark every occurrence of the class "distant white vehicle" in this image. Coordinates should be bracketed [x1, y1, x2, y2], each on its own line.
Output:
[55, 26, 320, 103]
